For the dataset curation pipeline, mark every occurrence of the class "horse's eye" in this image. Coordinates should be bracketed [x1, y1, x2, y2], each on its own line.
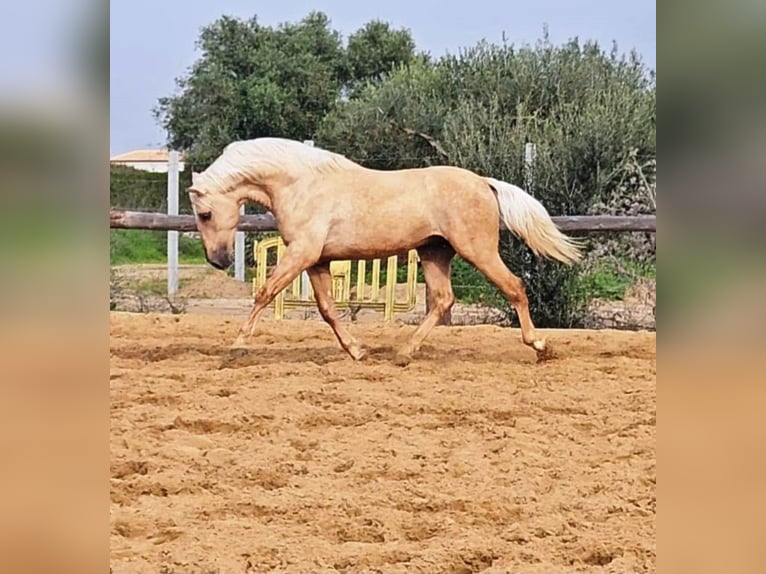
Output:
[198, 212, 212, 222]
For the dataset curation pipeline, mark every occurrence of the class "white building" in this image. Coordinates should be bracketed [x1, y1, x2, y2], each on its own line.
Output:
[110, 149, 186, 173]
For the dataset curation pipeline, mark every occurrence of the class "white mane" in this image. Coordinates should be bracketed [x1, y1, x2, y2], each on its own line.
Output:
[191, 138, 360, 195]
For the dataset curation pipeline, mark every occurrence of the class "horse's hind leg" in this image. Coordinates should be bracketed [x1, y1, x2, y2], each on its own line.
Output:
[396, 242, 455, 365]
[307, 263, 367, 361]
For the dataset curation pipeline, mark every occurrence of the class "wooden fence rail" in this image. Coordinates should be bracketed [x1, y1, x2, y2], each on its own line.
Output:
[110, 210, 656, 233]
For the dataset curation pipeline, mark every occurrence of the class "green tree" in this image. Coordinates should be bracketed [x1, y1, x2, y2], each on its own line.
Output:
[346, 20, 416, 85]
[155, 12, 346, 167]
[156, 12, 417, 168]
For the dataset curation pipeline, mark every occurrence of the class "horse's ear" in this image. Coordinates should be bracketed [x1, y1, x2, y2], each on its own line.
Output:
[191, 171, 200, 184]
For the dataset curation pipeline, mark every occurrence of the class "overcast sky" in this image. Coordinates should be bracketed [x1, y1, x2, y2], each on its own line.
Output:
[110, 0, 655, 155]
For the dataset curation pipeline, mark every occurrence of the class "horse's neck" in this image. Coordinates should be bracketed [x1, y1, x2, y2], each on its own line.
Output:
[235, 171, 297, 215]
[238, 184, 274, 212]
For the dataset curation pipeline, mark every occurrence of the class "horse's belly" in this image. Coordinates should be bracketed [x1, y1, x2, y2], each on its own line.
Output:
[320, 222, 434, 261]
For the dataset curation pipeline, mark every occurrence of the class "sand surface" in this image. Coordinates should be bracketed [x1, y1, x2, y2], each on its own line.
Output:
[110, 312, 655, 573]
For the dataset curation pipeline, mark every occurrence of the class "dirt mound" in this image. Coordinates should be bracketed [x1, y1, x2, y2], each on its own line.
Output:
[178, 270, 251, 299]
[111, 313, 656, 573]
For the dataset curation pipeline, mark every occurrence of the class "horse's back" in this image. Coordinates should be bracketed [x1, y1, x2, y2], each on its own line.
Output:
[308, 164, 498, 260]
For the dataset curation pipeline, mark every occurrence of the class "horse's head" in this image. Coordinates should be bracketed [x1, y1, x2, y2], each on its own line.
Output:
[185, 138, 350, 270]
[188, 171, 241, 270]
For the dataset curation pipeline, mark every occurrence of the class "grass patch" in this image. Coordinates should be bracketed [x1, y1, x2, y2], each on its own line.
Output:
[110, 229, 205, 265]
[580, 259, 655, 301]
[445, 256, 656, 307]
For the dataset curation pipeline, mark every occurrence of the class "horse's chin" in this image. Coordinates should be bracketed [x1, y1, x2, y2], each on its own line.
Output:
[206, 248, 232, 270]
[208, 259, 228, 271]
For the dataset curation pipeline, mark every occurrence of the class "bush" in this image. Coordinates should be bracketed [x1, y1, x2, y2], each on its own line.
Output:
[318, 33, 655, 327]
[110, 164, 195, 214]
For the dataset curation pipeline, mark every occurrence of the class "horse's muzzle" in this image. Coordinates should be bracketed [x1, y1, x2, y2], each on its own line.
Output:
[206, 248, 232, 270]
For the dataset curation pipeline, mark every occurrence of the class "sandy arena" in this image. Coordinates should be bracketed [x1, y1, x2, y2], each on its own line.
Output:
[110, 312, 656, 573]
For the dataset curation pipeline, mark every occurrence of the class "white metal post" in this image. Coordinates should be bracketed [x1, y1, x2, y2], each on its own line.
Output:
[524, 142, 537, 194]
[167, 150, 179, 297]
[234, 204, 245, 281]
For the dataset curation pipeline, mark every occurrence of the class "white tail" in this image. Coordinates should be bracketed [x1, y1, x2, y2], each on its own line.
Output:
[485, 177, 582, 264]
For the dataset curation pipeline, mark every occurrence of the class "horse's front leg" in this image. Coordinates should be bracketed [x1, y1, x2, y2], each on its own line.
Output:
[307, 263, 368, 361]
[232, 244, 318, 347]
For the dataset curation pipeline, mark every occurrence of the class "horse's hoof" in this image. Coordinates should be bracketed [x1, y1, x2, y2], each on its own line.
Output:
[231, 335, 249, 349]
[349, 345, 368, 361]
[393, 352, 412, 367]
[535, 341, 557, 362]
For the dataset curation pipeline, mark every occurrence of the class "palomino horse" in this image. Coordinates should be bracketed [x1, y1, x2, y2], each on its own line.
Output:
[188, 138, 581, 364]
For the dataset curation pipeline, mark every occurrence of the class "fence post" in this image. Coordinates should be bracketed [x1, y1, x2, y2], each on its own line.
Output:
[524, 142, 537, 194]
[167, 150, 179, 297]
[234, 204, 245, 281]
